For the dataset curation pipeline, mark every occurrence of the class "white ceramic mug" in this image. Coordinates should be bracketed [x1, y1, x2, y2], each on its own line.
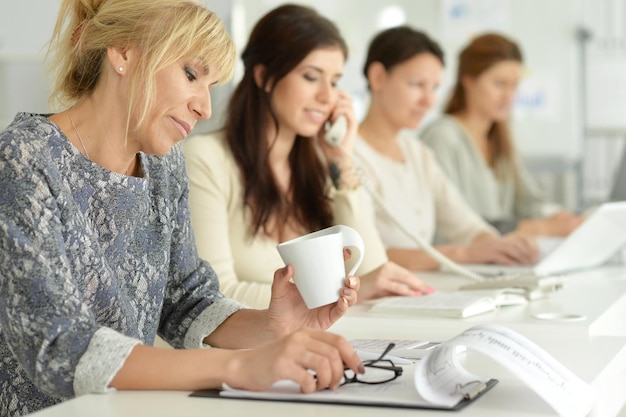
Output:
[276, 225, 365, 309]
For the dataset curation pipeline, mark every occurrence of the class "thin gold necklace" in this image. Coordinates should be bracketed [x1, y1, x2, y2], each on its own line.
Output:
[67, 108, 90, 159]
[67, 107, 136, 176]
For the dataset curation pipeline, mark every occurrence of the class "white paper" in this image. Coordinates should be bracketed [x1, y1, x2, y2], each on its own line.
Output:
[415, 324, 597, 416]
[220, 371, 437, 408]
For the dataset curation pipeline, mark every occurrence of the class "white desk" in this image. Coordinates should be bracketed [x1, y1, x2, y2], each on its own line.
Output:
[29, 267, 626, 417]
[28, 334, 626, 417]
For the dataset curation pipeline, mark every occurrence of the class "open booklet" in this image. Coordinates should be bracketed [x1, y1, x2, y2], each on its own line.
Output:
[191, 324, 596, 416]
[367, 289, 528, 318]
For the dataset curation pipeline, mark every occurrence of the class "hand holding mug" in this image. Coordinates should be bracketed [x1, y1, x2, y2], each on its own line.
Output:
[263, 225, 364, 336]
[277, 225, 365, 308]
[265, 263, 360, 338]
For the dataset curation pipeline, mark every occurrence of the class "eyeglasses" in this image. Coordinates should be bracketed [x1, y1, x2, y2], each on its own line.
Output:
[342, 343, 404, 386]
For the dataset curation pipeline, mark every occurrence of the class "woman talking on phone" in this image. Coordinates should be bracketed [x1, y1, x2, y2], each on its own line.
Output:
[184, 4, 432, 309]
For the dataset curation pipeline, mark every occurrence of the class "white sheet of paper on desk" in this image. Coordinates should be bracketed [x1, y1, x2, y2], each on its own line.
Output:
[220, 367, 437, 408]
[415, 324, 597, 417]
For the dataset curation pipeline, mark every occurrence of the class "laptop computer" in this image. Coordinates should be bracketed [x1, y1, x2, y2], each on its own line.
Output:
[464, 201, 626, 278]
[609, 144, 626, 202]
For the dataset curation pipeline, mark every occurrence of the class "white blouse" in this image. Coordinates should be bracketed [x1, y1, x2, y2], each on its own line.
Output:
[354, 130, 496, 249]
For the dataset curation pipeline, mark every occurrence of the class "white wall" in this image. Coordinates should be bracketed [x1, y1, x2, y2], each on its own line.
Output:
[0, 1, 59, 128]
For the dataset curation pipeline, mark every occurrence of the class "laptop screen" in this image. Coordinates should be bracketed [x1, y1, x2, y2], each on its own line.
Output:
[609, 144, 626, 202]
[534, 201, 626, 275]
[463, 202, 626, 277]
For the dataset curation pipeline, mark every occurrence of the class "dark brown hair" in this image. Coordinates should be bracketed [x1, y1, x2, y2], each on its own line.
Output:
[363, 25, 444, 88]
[224, 4, 348, 237]
[444, 33, 522, 168]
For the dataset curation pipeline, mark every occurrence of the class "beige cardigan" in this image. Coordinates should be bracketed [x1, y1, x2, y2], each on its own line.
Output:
[183, 131, 388, 308]
[421, 116, 546, 232]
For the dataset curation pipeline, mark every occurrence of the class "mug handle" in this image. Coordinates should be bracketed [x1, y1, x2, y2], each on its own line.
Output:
[336, 225, 365, 276]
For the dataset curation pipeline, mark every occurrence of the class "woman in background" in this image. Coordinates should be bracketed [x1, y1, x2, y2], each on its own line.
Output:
[0, 1, 362, 415]
[184, 4, 432, 308]
[355, 26, 538, 271]
[421, 33, 584, 236]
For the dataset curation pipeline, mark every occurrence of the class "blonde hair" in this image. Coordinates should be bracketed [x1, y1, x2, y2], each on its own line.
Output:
[47, 0, 235, 129]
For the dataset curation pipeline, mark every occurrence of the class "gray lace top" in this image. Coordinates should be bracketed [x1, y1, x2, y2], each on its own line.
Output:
[0, 113, 243, 416]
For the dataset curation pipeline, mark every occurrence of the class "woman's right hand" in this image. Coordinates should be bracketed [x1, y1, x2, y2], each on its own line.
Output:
[466, 234, 539, 265]
[224, 328, 363, 393]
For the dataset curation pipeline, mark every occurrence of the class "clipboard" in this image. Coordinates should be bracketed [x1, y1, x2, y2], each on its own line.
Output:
[190, 324, 596, 416]
[190, 377, 498, 411]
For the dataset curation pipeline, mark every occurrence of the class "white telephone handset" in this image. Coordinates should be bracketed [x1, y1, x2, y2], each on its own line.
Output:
[324, 115, 348, 147]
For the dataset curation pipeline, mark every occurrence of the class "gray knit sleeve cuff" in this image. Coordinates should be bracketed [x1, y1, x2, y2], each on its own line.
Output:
[184, 298, 245, 349]
[73, 327, 142, 396]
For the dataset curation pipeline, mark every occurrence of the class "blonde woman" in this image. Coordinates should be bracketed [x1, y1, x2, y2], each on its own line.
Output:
[0, 1, 361, 415]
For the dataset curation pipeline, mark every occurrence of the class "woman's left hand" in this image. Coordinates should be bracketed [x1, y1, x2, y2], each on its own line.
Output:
[265, 264, 360, 338]
[358, 261, 435, 301]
